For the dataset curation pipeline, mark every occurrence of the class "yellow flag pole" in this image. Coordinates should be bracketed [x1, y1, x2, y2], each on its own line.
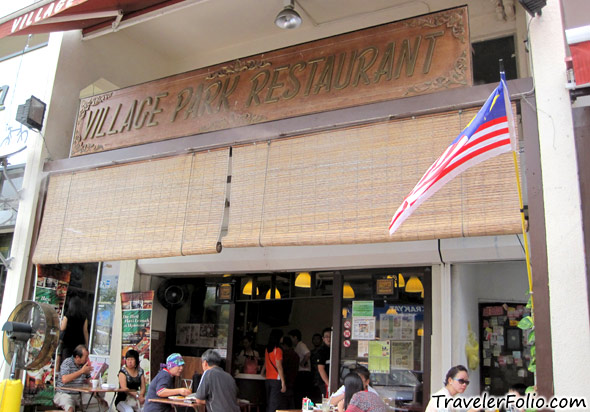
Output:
[501, 60, 534, 312]
[512, 150, 534, 311]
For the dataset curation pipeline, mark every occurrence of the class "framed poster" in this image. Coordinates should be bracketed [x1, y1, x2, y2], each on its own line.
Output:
[391, 341, 414, 370]
[352, 316, 376, 340]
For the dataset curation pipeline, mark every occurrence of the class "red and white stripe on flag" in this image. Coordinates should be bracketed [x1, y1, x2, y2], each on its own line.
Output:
[388, 80, 515, 235]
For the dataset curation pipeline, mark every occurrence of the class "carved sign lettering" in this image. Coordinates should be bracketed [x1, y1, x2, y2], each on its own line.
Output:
[72, 7, 471, 156]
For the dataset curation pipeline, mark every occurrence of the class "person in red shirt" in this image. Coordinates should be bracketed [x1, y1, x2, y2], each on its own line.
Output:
[260, 329, 286, 412]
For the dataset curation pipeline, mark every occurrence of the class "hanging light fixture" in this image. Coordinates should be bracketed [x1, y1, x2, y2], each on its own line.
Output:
[265, 288, 281, 299]
[417, 328, 424, 336]
[295, 272, 311, 288]
[242, 279, 259, 296]
[388, 273, 406, 288]
[405, 276, 424, 293]
[386, 306, 397, 315]
[343, 282, 355, 299]
[275, 0, 302, 29]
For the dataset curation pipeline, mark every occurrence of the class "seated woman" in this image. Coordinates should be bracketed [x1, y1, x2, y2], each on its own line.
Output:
[425, 365, 480, 412]
[337, 373, 387, 412]
[330, 365, 378, 406]
[115, 349, 146, 412]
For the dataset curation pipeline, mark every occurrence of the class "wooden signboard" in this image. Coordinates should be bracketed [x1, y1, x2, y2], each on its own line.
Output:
[72, 6, 471, 156]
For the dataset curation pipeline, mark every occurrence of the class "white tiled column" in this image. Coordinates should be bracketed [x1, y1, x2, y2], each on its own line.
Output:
[528, 0, 590, 403]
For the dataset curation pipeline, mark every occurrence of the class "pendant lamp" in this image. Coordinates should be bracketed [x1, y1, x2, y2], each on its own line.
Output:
[343, 282, 355, 299]
[295, 272, 311, 288]
[405, 276, 424, 293]
[242, 279, 259, 296]
[265, 288, 281, 299]
[398, 273, 406, 288]
[386, 306, 397, 315]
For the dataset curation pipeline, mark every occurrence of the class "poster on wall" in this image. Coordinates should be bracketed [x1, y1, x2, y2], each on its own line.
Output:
[379, 313, 415, 340]
[368, 340, 390, 373]
[176, 323, 222, 348]
[390, 341, 414, 370]
[121, 291, 154, 382]
[25, 265, 71, 394]
[352, 316, 376, 340]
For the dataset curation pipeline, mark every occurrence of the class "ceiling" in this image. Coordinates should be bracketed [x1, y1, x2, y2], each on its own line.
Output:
[104, 0, 434, 65]
[1, 0, 504, 70]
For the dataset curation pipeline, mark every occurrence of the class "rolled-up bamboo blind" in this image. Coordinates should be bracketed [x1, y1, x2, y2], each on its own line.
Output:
[33, 149, 229, 264]
[223, 107, 521, 248]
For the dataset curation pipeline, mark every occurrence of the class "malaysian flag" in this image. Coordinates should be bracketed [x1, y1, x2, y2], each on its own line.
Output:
[389, 79, 516, 235]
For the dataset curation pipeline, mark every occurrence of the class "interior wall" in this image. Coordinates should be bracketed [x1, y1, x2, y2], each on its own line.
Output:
[450, 260, 528, 396]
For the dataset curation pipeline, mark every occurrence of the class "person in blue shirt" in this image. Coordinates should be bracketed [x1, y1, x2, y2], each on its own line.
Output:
[144, 353, 192, 412]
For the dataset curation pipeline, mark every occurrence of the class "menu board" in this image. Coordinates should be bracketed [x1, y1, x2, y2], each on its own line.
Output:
[176, 323, 228, 349]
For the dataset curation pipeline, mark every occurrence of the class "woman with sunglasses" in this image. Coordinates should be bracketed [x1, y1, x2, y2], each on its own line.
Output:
[426, 365, 479, 412]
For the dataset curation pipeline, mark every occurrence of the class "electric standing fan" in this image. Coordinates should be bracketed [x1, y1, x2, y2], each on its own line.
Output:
[1, 301, 59, 412]
[2, 301, 60, 376]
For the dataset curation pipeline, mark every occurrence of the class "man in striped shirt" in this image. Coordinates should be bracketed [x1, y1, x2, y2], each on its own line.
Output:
[54, 344, 107, 412]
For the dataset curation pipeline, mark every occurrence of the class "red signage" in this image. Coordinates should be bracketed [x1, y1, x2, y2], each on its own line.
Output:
[0, 0, 89, 38]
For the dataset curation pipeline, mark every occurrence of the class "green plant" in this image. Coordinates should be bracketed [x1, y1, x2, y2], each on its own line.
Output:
[517, 295, 536, 412]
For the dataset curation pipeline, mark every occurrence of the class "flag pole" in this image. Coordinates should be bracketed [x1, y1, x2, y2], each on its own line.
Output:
[500, 60, 534, 311]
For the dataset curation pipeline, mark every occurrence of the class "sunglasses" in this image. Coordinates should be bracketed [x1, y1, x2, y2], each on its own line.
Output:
[453, 378, 470, 385]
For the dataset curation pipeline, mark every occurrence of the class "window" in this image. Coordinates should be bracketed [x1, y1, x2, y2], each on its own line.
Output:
[90, 262, 120, 355]
[340, 269, 428, 411]
[472, 36, 518, 85]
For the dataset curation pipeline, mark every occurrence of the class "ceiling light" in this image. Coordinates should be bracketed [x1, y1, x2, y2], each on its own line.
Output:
[405, 276, 424, 293]
[265, 288, 281, 299]
[275, 0, 302, 29]
[295, 272, 311, 288]
[242, 279, 259, 296]
[343, 282, 355, 299]
[386, 306, 397, 315]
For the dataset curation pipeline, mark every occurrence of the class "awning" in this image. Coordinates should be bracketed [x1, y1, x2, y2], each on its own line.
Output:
[223, 106, 522, 249]
[0, 0, 194, 40]
[33, 150, 229, 264]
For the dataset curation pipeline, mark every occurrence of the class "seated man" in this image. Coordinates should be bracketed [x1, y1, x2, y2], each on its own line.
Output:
[195, 349, 240, 412]
[144, 353, 192, 412]
[53, 344, 107, 412]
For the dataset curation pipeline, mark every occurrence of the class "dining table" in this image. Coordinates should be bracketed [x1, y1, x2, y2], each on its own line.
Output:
[64, 385, 129, 412]
[148, 397, 203, 412]
[148, 397, 255, 412]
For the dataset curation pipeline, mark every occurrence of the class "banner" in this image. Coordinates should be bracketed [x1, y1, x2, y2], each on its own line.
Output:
[27, 265, 70, 394]
[121, 291, 154, 381]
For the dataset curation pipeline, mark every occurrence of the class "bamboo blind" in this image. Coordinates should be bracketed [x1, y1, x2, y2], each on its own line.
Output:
[223, 107, 521, 248]
[33, 149, 229, 264]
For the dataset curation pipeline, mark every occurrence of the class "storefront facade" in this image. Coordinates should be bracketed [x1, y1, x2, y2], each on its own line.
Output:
[0, 0, 588, 409]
